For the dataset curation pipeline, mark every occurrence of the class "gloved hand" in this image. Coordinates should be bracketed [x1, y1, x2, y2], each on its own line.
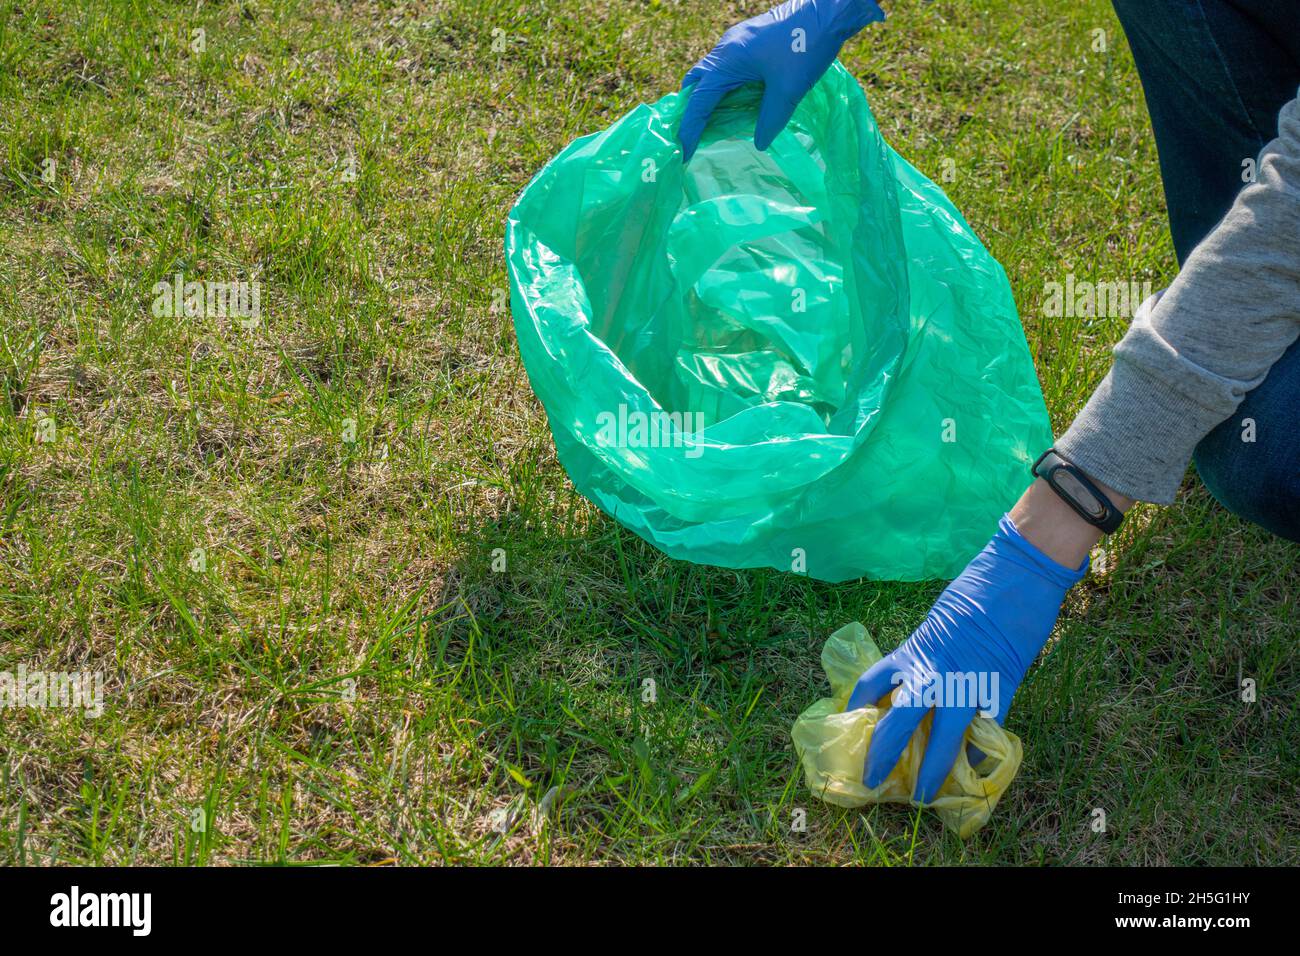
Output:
[678, 0, 886, 161]
[845, 514, 1088, 803]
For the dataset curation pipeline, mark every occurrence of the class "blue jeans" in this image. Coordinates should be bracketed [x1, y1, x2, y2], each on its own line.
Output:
[1113, 0, 1300, 541]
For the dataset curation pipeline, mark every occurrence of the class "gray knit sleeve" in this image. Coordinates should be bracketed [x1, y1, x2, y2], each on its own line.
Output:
[1055, 89, 1300, 504]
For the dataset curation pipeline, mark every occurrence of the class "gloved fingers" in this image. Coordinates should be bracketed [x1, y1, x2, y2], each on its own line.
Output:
[681, 64, 707, 91]
[913, 705, 978, 804]
[990, 688, 1012, 726]
[862, 695, 927, 789]
[678, 73, 741, 161]
[965, 691, 1007, 766]
[844, 655, 899, 712]
[846, 0, 888, 32]
[753, 80, 802, 151]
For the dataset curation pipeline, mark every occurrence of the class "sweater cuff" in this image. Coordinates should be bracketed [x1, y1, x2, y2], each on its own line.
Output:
[1055, 351, 1231, 506]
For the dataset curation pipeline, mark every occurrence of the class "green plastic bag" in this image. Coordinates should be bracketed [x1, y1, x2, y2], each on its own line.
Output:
[506, 62, 1050, 581]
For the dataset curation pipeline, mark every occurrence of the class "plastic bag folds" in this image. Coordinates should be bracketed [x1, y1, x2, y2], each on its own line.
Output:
[506, 62, 1051, 581]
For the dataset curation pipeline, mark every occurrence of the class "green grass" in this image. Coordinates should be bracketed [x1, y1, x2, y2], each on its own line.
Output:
[1, 0, 1296, 865]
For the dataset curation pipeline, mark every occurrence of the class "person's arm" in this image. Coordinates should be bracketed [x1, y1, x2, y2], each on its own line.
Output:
[1010, 476, 1131, 568]
[680, 6, 1300, 798]
[855, 91, 1300, 799]
[1056, 89, 1300, 504]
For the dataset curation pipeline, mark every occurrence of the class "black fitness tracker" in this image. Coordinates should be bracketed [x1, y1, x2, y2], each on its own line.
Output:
[1032, 448, 1125, 534]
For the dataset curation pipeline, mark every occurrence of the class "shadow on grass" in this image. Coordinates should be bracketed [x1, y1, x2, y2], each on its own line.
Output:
[418, 477, 1298, 864]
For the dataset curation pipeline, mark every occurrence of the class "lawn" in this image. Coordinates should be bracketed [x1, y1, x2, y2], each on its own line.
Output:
[1, 0, 1296, 865]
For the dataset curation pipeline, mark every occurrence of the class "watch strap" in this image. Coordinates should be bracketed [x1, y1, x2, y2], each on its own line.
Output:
[1032, 449, 1124, 534]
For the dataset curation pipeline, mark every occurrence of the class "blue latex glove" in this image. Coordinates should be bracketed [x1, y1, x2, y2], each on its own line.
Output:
[678, 0, 886, 161]
[846, 514, 1088, 803]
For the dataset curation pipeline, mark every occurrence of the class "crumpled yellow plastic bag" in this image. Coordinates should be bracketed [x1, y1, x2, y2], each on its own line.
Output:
[791, 622, 1022, 838]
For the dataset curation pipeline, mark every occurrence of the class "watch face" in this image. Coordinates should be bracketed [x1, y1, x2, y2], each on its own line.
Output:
[1053, 468, 1107, 520]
